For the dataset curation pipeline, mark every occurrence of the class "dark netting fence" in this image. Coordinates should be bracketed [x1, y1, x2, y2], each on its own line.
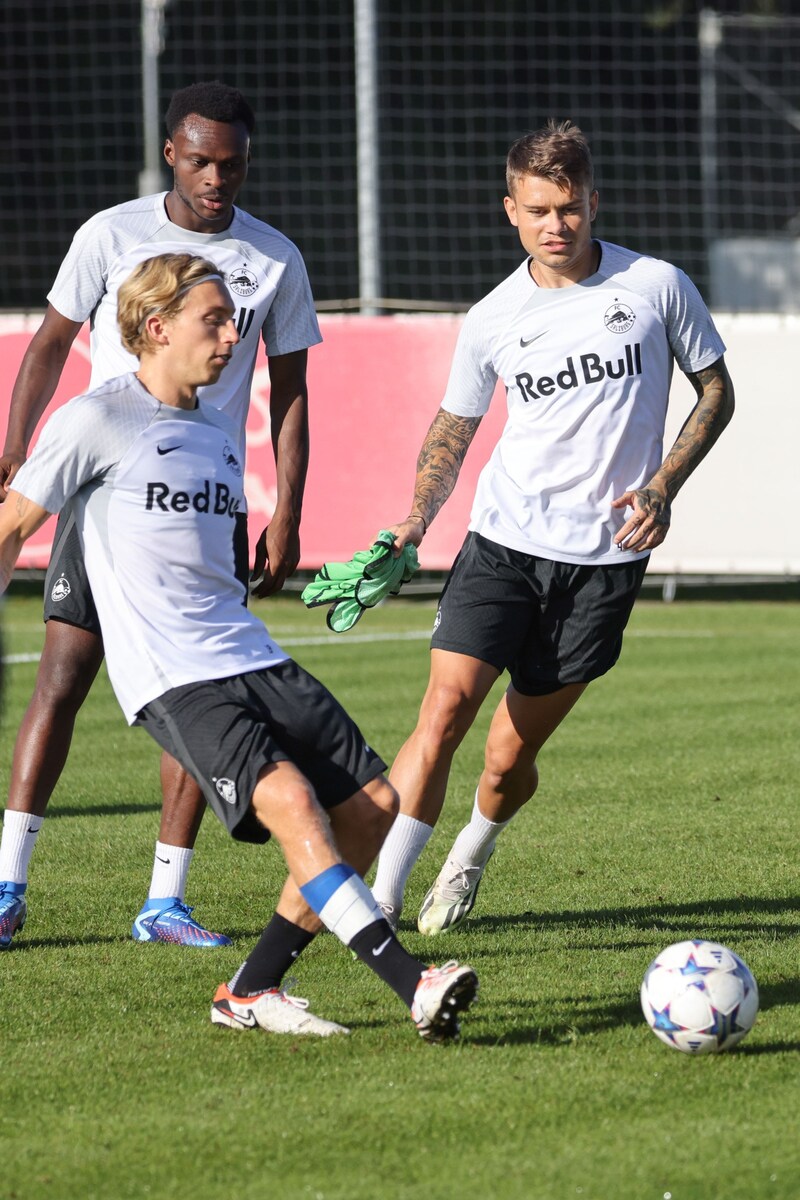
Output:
[2, 2, 799, 311]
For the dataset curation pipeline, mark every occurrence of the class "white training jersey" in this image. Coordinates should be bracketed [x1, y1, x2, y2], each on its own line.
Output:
[442, 241, 726, 565]
[47, 193, 321, 463]
[13, 373, 289, 723]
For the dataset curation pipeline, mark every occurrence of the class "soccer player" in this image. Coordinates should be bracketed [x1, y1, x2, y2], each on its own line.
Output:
[0, 81, 319, 950]
[0, 252, 478, 1039]
[371, 119, 735, 935]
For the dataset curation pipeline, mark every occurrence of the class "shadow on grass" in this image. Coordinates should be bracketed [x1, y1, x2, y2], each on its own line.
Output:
[7, 933, 125, 950]
[46, 801, 160, 819]
[736, 1041, 800, 1055]
[467, 893, 800, 939]
[467, 993, 644, 1046]
[464, 978, 799, 1051]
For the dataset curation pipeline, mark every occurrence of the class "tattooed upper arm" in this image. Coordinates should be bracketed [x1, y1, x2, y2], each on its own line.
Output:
[684, 357, 731, 401]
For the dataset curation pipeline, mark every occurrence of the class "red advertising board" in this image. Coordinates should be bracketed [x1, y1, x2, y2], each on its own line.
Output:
[0, 314, 505, 571]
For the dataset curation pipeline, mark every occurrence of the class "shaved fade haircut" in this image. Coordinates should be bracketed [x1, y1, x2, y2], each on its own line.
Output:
[165, 81, 255, 138]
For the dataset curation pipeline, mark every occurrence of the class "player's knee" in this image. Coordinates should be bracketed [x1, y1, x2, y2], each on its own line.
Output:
[251, 769, 320, 832]
[346, 778, 398, 844]
[484, 743, 540, 796]
[35, 626, 104, 709]
[417, 681, 479, 748]
[30, 659, 96, 714]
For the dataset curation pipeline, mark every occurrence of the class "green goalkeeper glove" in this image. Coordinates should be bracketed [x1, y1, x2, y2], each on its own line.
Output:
[301, 530, 419, 632]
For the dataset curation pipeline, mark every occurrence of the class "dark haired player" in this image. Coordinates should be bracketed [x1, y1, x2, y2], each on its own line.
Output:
[371, 119, 735, 935]
[0, 82, 319, 950]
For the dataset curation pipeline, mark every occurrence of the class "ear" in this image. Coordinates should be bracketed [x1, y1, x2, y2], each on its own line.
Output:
[503, 194, 519, 228]
[163, 138, 175, 168]
[589, 190, 599, 222]
[143, 312, 170, 347]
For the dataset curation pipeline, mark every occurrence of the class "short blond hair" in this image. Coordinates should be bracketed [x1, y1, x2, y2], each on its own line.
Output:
[117, 253, 224, 356]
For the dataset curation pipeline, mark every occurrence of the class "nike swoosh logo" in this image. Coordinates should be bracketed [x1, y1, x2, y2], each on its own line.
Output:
[156, 444, 182, 455]
[225, 1006, 258, 1027]
[372, 936, 392, 957]
[155, 855, 171, 864]
[520, 331, 548, 347]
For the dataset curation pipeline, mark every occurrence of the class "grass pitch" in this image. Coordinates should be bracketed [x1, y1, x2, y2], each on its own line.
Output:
[1, 594, 798, 1200]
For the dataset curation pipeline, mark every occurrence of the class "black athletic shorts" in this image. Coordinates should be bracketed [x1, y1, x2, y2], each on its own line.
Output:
[43, 506, 252, 634]
[430, 532, 648, 696]
[135, 659, 386, 844]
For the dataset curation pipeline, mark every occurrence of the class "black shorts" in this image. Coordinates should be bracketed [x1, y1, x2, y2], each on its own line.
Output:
[43, 506, 102, 635]
[430, 532, 648, 696]
[43, 507, 252, 634]
[135, 660, 386, 844]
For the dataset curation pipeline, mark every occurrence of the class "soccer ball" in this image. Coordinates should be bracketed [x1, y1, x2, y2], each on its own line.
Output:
[640, 940, 759, 1055]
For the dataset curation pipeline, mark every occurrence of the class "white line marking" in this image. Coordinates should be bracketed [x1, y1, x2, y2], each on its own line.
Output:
[279, 631, 433, 647]
[0, 628, 715, 666]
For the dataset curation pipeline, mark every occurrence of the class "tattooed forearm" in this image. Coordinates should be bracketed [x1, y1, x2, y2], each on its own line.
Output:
[410, 408, 481, 527]
[652, 358, 734, 500]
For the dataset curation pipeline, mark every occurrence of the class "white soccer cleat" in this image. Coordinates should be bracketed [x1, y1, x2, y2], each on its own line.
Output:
[411, 960, 479, 1042]
[417, 855, 490, 936]
[211, 981, 350, 1036]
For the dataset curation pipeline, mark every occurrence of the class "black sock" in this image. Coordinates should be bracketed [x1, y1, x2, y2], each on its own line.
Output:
[349, 919, 424, 1008]
[231, 913, 317, 995]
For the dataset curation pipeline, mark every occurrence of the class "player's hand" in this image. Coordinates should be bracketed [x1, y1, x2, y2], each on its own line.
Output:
[250, 517, 301, 598]
[612, 487, 671, 552]
[0, 450, 26, 502]
[387, 516, 426, 557]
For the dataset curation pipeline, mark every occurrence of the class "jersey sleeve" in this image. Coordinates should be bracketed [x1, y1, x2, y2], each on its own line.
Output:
[260, 243, 322, 357]
[440, 305, 499, 417]
[46, 212, 113, 323]
[11, 394, 121, 513]
[660, 265, 726, 375]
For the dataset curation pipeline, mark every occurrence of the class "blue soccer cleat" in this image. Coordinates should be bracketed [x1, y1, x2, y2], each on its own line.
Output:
[0, 884, 28, 949]
[132, 897, 231, 947]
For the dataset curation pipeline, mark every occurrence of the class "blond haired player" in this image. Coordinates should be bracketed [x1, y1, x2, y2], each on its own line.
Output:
[0, 252, 478, 1040]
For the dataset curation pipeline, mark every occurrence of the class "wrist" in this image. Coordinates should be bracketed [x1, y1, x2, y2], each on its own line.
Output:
[407, 512, 427, 535]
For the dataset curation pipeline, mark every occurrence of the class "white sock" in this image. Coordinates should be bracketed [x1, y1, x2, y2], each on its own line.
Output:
[449, 789, 512, 870]
[300, 864, 383, 944]
[148, 842, 193, 902]
[0, 810, 44, 886]
[372, 814, 434, 912]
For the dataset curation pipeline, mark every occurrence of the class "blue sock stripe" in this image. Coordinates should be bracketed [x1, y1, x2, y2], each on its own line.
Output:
[300, 863, 357, 914]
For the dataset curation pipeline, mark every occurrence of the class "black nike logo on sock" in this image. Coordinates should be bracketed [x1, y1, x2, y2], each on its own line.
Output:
[156, 855, 171, 864]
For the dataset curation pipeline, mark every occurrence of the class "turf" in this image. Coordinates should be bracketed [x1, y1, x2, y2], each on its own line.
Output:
[1, 595, 798, 1200]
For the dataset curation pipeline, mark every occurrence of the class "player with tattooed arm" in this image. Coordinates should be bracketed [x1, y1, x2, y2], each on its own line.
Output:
[371, 119, 734, 935]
